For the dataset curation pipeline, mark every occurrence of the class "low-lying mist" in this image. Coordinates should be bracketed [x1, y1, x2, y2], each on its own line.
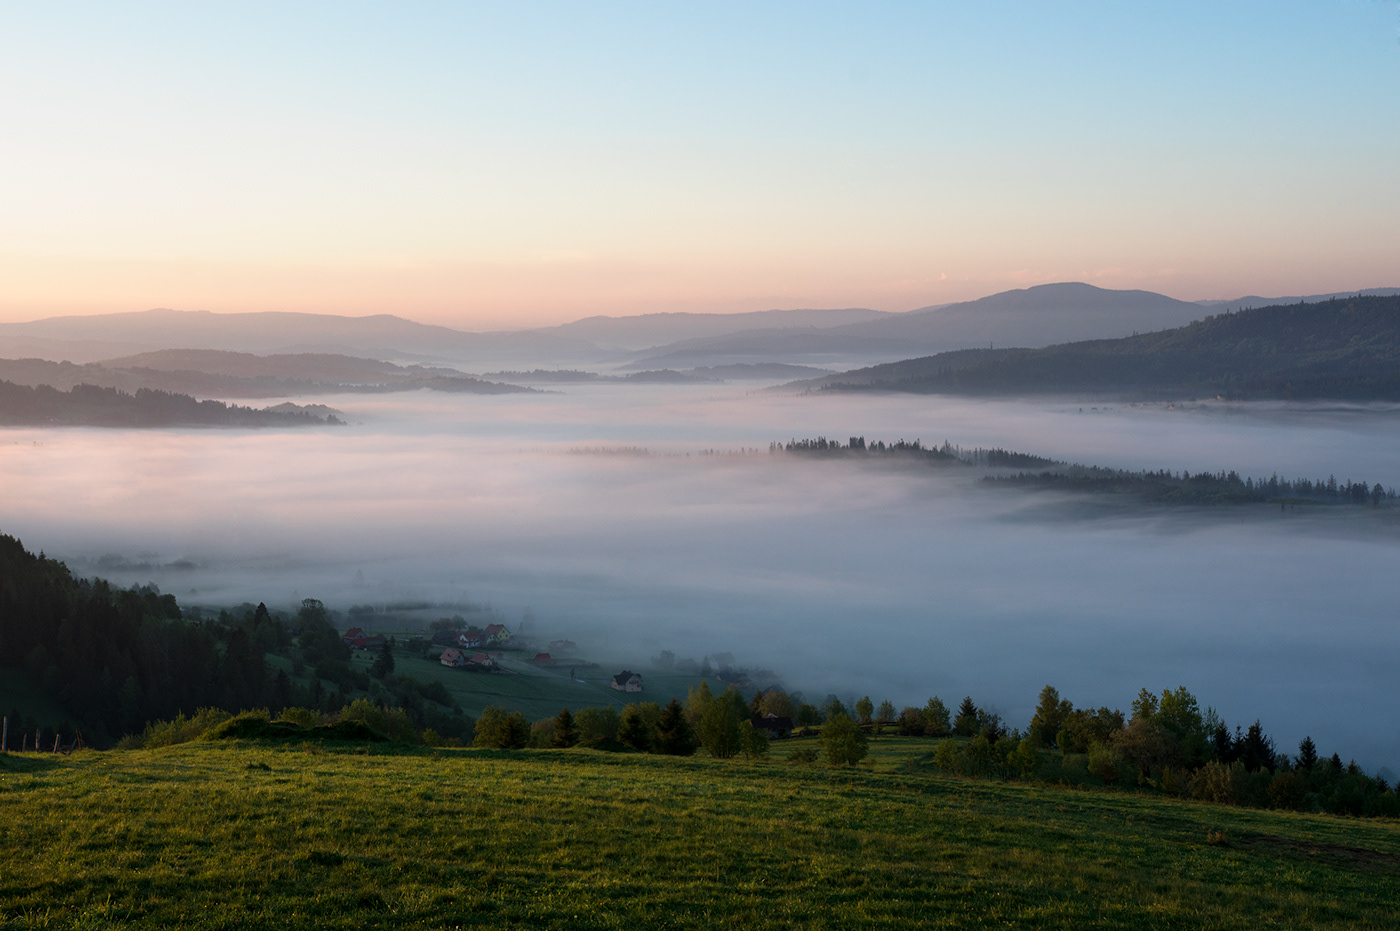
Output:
[3, 385, 1398, 771]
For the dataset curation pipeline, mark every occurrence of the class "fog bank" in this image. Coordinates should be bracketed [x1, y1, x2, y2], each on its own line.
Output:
[3, 385, 1398, 770]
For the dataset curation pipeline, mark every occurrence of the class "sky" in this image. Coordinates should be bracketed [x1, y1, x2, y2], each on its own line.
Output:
[1, 1, 1398, 328]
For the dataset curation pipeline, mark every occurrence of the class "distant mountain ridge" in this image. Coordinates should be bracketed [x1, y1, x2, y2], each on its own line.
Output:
[800, 295, 1400, 401]
[622, 283, 1212, 368]
[0, 309, 598, 367]
[544, 307, 893, 351]
[0, 350, 532, 399]
[2, 283, 1395, 374]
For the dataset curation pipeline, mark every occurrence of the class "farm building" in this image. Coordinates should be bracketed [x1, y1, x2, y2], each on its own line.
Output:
[610, 671, 643, 692]
[751, 713, 794, 739]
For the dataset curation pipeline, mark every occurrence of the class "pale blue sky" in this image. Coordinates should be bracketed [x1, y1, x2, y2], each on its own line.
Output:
[1, 2, 1396, 325]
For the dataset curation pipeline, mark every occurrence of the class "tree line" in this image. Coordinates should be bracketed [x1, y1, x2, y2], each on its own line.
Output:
[0, 532, 471, 749]
[0, 380, 342, 427]
[774, 436, 1395, 507]
[874, 685, 1397, 818]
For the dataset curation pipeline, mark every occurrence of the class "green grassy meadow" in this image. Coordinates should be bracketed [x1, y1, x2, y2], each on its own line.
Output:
[2, 738, 1398, 929]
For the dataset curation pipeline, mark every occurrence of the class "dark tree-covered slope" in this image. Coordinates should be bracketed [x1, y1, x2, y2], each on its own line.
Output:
[0, 381, 342, 427]
[811, 295, 1400, 400]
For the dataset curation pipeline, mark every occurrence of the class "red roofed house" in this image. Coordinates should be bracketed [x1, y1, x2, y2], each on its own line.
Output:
[440, 648, 466, 668]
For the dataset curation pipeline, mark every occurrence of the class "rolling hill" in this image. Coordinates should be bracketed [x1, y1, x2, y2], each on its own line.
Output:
[801, 295, 1400, 400]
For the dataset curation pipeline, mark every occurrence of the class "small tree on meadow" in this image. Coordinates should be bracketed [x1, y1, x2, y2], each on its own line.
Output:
[855, 696, 874, 726]
[876, 699, 896, 725]
[1296, 735, 1318, 771]
[619, 703, 658, 752]
[699, 697, 744, 759]
[553, 707, 578, 748]
[953, 697, 980, 737]
[655, 699, 698, 756]
[821, 709, 867, 766]
[576, 706, 620, 745]
[922, 697, 951, 737]
[1029, 685, 1072, 748]
[371, 640, 395, 679]
[474, 705, 530, 749]
[742, 722, 770, 760]
[685, 680, 714, 726]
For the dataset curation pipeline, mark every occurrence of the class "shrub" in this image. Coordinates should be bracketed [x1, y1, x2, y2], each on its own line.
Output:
[1189, 760, 1247, 805]
[474, 706, 530, 749]
[124, 708, 234, 749]
[820, 710, 868, 766]
[337, 699, 417, 743]
[276, 707, 322, 729]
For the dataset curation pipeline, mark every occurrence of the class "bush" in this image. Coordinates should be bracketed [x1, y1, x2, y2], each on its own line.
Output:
[576, 706, 620, 744]
[821, 710, 868, 766]
[474, 706, 530, 749]
[337, 699, 418, 743]
[1189, 760, 1247, 805]
[275, 707, 323, 729]
[122, 708, 234, 749]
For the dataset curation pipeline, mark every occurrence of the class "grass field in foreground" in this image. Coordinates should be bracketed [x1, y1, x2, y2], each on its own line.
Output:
[1, 741, 1398, 929]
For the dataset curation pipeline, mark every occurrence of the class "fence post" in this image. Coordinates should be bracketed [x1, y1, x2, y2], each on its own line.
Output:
[1, 716, 7, 754]
[53, 734, 61, 754]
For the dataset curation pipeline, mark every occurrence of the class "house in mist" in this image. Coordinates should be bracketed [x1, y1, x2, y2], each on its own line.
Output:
[532, 652, 553, 665]
[467, 652, 497, 670]
[483, 623, 511, 646]
[751, 713, 794, 739]
[342, 627, 385, 651]
[456, 630, 484, 649]
[610, 671, 643, 692]
[439, 648, 466, 668]
[547, 639, 577, 653]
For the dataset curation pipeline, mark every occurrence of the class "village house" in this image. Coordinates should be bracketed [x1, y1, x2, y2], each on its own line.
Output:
[342, 627, 386, 651]
[750, 713, 794, 739]
[467, 652, 497, 670]
[532, 652, 552, 665]
[439, 648, 466, 668]
[610, 670, 643, 692]
[482, 623, 511, 646]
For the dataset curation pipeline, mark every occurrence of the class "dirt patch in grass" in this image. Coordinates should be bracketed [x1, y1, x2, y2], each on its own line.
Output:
[1236, 833, 1400, 873]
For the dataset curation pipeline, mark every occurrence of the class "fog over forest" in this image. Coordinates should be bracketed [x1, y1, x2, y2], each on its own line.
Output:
[4, 384, 1398, 771]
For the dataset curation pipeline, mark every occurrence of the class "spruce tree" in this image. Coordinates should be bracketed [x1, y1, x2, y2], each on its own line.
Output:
[371, 641, 395, 679]
[655, 699, 698, 756]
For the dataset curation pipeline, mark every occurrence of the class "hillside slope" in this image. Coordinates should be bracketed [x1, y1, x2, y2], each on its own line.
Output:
[808, 295, 1400, 400]
[2, 742, 1397, 929]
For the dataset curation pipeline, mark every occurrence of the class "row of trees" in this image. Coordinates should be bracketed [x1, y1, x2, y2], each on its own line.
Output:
[914, 685, 1398, 817]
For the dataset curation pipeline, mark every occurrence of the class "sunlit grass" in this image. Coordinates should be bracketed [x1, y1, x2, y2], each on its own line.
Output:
[1, 742, 1397, 928]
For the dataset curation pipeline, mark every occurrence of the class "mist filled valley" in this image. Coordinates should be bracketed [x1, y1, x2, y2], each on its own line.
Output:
[5, 382, 1398, 772]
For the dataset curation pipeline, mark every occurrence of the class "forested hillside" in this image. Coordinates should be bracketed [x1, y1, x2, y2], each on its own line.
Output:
[812, 295, 1400, 399]
[0, 534, 468, 747]
[0, 381, 342, 427]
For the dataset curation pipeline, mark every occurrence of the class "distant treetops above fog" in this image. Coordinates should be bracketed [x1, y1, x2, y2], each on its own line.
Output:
[774, 435, 1396, 508]
[0, 380, 342, 428]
